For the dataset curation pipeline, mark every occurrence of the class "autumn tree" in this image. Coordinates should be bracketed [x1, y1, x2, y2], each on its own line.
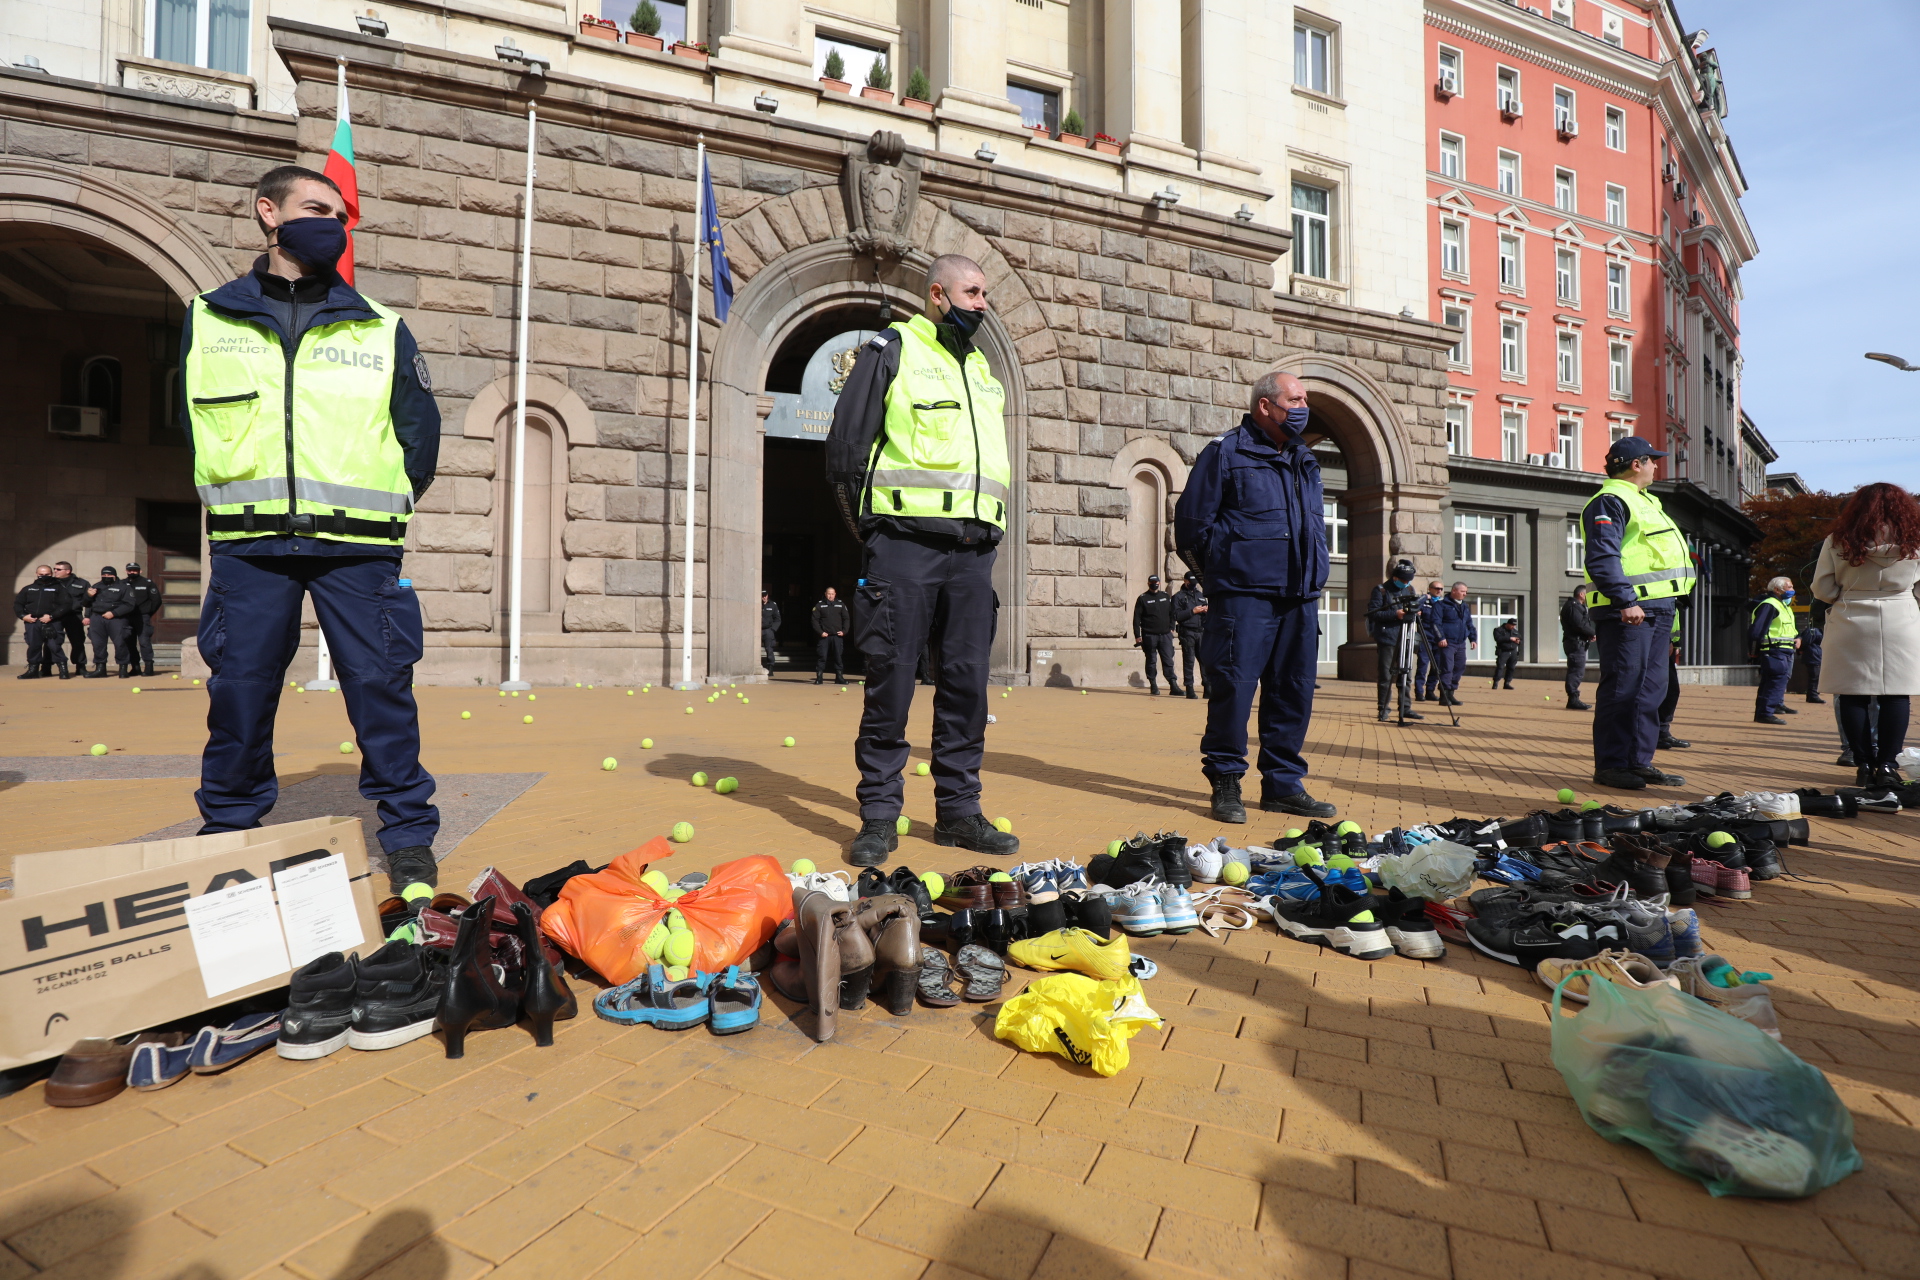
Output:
[1741, 488, 1846, 595]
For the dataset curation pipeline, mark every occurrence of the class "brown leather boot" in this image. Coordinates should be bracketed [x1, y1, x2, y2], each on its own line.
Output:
[856, 894, 923, 1016]
[771, 888, 868, 1042]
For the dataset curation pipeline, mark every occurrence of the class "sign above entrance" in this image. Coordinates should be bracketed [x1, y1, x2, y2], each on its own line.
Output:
[764, 329, 878, 441]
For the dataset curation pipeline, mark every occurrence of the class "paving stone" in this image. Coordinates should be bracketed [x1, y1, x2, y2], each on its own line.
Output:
[858, 1186, 1052, 1280]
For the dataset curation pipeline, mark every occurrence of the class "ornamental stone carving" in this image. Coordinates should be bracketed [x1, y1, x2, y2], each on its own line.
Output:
[843, 130, 921, 261]
[118, 58, 253, 108]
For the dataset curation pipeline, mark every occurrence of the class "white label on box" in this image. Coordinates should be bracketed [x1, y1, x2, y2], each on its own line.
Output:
[274, 855, 365, 968]
[183, 878, 291, 998]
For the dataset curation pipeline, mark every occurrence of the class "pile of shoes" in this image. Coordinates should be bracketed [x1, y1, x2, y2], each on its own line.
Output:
[41, 1009, 284, 1108]
[767, 886, 931, 1041]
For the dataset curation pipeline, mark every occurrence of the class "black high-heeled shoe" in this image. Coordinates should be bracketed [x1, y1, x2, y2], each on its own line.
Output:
[435, 894, 525, 1058]
[512, 901, 575, 1046]
[943, 908, 974, 952]
[973, 908, 1009, 954]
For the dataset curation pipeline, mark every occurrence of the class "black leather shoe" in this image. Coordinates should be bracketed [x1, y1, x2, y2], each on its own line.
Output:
[1656, 733, 1690, 749]
[16, 667, 42, 679]
[1778, 705, 1798, 715]
[1836, 752, 1855, 768]
[1092, 833, 1164, 887]
[1567, 699, 1592, 711]
[1260, 791, 1337, 818]
[856, 868, 890, 898]
[888, 866, 935, 918]
[385, 846, 438, 895]
[1185, 690, 1198, 700]
[1402, 709, 1425, 720]
[1632, 765, 1686, 787]
[1149, 685, 1161, 696]
[933, 813, 1019, 856]
[143, 664, 156, 677]
[1754, 715, 1785, 725]
[85, 665, 108, 678]
[1593, 768, 1648, 790]
[435, 894, 524, 1059]
[1210, 775, 1247, 824]
[1806, 694, 1826, 704]
[1377, 712, 1392, 723]
[346, 941, 446, 1051]
[849, 818, 898, 867]
[513, 900, 576, 1044]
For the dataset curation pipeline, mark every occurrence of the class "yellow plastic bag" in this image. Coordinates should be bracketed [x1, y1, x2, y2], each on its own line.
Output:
[993, 973, 1161, 1077]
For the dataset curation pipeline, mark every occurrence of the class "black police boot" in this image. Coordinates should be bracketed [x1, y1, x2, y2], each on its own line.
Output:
[812, 676, 823, 685]
[932, 813, 1020, 856]
[1778, 705, 1798, 715]
[16, 665, 41, 680]
[1402, 706, 1425, 721]
[1261, 790, 1338, 818]
[848, 818, 898, 868]
[85, 664, 108, 678]
[118, 664, 133, 678]
[1148, 681, 1160, 696]
[1656, 732, 1690, 749]
[1806, 693, 1825, 704]
[1567, 699, 1592, 711]
[384, 846, 439, 896]
[55, 664, 72, 680]
[1754, 714, 1785, 725]
[1185, 688, 1198, 700]
[143, 663, 156, 677]
[1210, 774, 1247, 824]
[1592, 767, 1648, 790]
[1632, 764, 1686, 787]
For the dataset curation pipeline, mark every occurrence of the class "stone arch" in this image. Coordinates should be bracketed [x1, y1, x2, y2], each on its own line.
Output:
[0, 157, 234, 301]
[1109, 436, 1189, 589]
[703, 197, 1041, 682]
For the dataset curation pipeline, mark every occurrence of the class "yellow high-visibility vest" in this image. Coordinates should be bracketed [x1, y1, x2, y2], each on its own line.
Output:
[1583, 478, 1694, 607]
[867, 315, 1011, 530]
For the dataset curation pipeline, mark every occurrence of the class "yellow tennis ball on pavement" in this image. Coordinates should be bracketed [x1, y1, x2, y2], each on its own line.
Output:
[340, 742, 354, 754]
[896, 816, 911, 835]
[192, 678, 200, 685]
[792, 858, 816, 875]
[641, 737, 654, 748]
[664, 930, 696, 967]
[691, 771, 708, 787]
[528, 694, 536, 701]
[994, 817, 1013, 833]
[90, 743, 108, 756]
[131, 686, 141, 693]
[512, 691, 520, 697]
[715, 777, 738, 794]
[575, 682, 582, 688]
[916, 762, 930, 776]
[627, 689, 634, 696]
[523, 715, 534, 724]
[461, 710, 471, 719]
[602, 757, 618, 771]
[498, 690, 505, 696]
[685, 706, 694, 715]
[671, 821, 694, 842]
[1222, 862, 1250, 886]
[1557, 788, 1576, 804]
[783, 736, 795, 747]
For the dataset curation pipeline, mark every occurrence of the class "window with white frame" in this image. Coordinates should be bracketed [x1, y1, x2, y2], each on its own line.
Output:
[1550, 0, 1574, 26]
[1602, 12, 1625, 47]
[1554, 169, 1576, 213]
[1607, 261, 1628, 313]
[1497, 67, 1521, 114]
[1566, 519, 1585, 572]
[1557, 330, 1581, 388]
[1291, 182, 1331, 279]
[1606, 184, 1627, 227]
[1554, 88, 1576, 134]
[1610, 341, 1631, 396]
[1498, 234, 1521, 288]
[1557, 419, 1578, 469]
[1440, 220, 1465, 276]
[1497, 151, 1520, 196]
[1500, 411, 1523, 461]
[1294, 20, 1335, 95]
[1605, 106, 1626, 151]
[152, 0, 251, 73]
[1500, 320, 1523, 376]
[1323, 500, 1350, 557]
[1446, 404, 1469, 455]
[1454, 512, 1510, 566]
[1556, 248, 1578, 302]
[1437, 46, 1461, 94]
[1610, 420, 1632, 444]
[1444, 305, 1469, 365]
[1316, 593, 1348, 663]
[1439, 133, 1464, 180]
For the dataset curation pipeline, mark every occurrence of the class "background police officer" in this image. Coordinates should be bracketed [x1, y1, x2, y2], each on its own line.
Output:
[1562, 583, 1596, 710]
[1583, 437, 1694, 791]
[1132, 574, 1181, 695]
[1366, 560, 1424, 723]
[1424, 582, 1475, 707]
[13, 566, 67, 680]
[760, 589, 781, 673]
[182, 164, 441, 894]
[1490, 617, 1521, 689]
[1174, 371, 1337, 824]
[1751, 576, 1800, 725]
[84, 566, 139, 677]
[825, 253, 1018, 866]
[50, 562, 89, 669]
[122, 563, 162, 676]
[1171, 570, 1207, 699]
[811, 586, 850, 684]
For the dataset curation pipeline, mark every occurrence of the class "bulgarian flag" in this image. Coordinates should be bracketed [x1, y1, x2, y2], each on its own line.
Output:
[322, 61, 362, 284]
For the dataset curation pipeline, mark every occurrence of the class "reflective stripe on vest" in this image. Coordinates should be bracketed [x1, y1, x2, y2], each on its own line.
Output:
[869, 314, 1012, 530]
[185, 297, 411, 546]
[1759, 596, 1797, 643]
[1582, 478, 1695, 607]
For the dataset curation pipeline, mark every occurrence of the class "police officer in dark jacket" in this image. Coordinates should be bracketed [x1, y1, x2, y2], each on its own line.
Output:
[1561, 585, 1596, 710]
[50, 562, 90, 668]
[1132, 574, 1181, 695]
[14, 566, 71, 679]
[123, 563, 162, 676]
[85, 566, 139, 678]
[1171, 571, 1207, 699]
[760, 589, 781, 672]
[811, 587, 850, 684]
[1174, 372, 1337, 824]
[1423, 583, 1476, 707]
[1490, 619, 1520, 689]
[1801, 624, 1824, 704]
[1365, 560, 1424, 723]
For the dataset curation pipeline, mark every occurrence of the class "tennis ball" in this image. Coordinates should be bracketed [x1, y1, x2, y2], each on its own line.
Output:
[171, 674, 178, 679]
[602, 757, 618, 771]
[666, 908, 686, 931]
[988, 872, 1012, 883]
[1557, 788, 1576, 804]
[920, 871, 944, 899]
[1107, 839, 1123, 857]
[792, 858, 817, 875]
[1582, 800, 1603, 812]
[131, 686, 141, 693]
[499, 690, 505, 696]
[523, 715, 534, 724]
[641, 870, 672, 893]
[993, 817, 1013, 833]
[691, 771, 708, 787]
[528, 694, 536, 701]
[1001, 690, 1008, 698]
[90, 743, 108, 756]
[192, 678, 200, 685]
[461, 711, 471, 719]
[664, 930, 695, 966]
[715, 777, 738, 794]
[1285, 829, 1303, 840]
[642, 921, 669, 960]
[1222, 862, 1250, 886]
[663, 886, 686, 901]
[783, 736, 795, 747]
[1335, 820, 1361, 836]
[512, 691, 520, 697]
[896, 816, 911, 835]
[916, 762, 930, 776]
[340, 742, 354, 754]
[1706, 830, 1735, 849]
[664, 964, 689, 981]
[627, 689, 634, 696]
[742, 696, 750, 704]
[401, 881, 434, 903]
[685, 707, 694, 715]
[575, 682, 582, 688]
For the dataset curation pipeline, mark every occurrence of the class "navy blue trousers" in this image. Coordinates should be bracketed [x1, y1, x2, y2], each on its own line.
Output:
[196, 555, 439, 853]
[1415, 645, 1435, 698]
[1755, 647, 1793, 717]
[1433, 640, 1467, 691]
[1198, 594, 1318, 798]
[1591, 604, 1674, 770]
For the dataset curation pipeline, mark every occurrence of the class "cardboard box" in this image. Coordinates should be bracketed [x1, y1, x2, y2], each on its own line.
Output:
[1, 817, 383, 1071]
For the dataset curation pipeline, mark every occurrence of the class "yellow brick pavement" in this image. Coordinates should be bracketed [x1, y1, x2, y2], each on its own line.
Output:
[0, 670, 1916, 1279]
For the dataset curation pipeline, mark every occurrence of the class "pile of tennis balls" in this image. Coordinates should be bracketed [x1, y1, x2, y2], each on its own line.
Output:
[639, 869, 699, 980]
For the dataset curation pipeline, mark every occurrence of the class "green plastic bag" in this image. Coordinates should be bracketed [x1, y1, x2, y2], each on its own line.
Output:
[1550, 976, 1861, 1197]
[994, 974, 1161, 1077]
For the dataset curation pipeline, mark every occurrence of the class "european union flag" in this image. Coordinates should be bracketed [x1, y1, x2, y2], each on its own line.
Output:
[700, 154, 734, 324]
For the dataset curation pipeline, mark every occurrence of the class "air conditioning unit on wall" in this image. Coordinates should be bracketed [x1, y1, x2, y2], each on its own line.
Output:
[47, 405, 104, 438]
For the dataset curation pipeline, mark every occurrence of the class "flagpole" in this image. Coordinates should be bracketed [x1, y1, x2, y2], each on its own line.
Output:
[309, 629, 338, 691]
[501, 102, 536, 692]
[676, 138, 704, 690]
[307, 56, 351, 693]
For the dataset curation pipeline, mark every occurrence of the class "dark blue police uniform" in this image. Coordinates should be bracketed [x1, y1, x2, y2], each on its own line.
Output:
[1174, 415, 1328, 804]
[1750, 595, 1796, 720]
[1584, 493, 1675, 773]
[1423, 596, 1476, 701]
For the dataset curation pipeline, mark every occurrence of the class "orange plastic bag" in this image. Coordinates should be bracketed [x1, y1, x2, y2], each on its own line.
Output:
[539, 838, 791, 985]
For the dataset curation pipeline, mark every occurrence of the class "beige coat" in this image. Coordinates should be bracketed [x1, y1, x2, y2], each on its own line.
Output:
[1811, 536, 1920, 695]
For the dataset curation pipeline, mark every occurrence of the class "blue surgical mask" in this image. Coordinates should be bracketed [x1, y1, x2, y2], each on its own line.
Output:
[942, 302, 986, 340]
[1782, 590, 1795, 601]
[273, 216, 348, 272]
[1283, 406, 1310, 434]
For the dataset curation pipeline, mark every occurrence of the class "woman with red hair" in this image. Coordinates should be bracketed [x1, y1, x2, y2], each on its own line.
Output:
[1812, 482, 1920, 787]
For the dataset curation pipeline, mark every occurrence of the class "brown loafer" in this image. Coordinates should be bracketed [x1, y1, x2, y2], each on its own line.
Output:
[937, 886, 994, 912]
[46, 1033, 186, 1108]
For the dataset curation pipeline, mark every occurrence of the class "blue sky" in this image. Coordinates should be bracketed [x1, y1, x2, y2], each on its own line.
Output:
[1693, 1, 1920, 493]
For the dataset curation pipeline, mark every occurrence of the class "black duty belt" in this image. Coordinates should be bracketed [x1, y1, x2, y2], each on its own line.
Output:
[207, 505, 406, 541]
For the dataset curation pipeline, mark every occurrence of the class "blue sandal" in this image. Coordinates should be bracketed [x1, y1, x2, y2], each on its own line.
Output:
[594, 964, 711, 1030]
[708, 966, 762, 1035]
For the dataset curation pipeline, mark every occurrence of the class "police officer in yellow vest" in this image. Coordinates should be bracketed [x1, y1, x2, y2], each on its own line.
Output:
[1582, 436, 1696, 791]
[182, 165, 441, 894]
[826, 254, 1019, 867]
[1749, 577, 1800, 725]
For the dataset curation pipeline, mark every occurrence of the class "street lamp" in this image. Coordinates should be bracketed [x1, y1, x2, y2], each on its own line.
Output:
[1865, 352, 1918, 372]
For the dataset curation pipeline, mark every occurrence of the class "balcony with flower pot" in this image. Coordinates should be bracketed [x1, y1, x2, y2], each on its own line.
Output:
[624, 0, 664, 50]
[860, 54, 893, 104]
[578, 15, 619, 40]
[673, 41, 709, 64]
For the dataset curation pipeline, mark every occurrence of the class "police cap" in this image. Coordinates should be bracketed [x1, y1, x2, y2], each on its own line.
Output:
[1604, 436, 1668, 465]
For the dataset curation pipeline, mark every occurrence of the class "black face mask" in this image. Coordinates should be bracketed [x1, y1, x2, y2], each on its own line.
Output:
[942, 302, 986, 340]
[272, 216, 348, 272]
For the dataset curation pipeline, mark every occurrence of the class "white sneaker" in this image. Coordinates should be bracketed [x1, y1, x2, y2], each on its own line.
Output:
[788, 871, 853, 901]
[1107, 883, 1167, 935]
[1158, 884, 1200, 933]
[1185, 842, 1223, 884]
